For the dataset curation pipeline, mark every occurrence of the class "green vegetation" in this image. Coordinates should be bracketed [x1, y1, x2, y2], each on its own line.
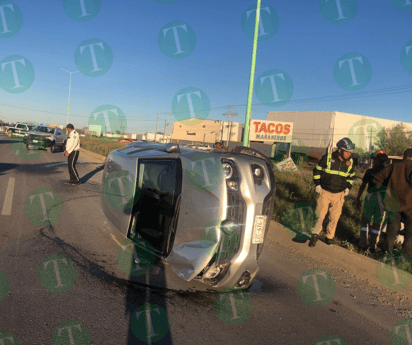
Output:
[272, 163, 373, 253]
[80, 136, 127, 157]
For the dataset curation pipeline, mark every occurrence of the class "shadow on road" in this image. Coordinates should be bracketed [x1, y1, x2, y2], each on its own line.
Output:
[81, 165, 104, 184]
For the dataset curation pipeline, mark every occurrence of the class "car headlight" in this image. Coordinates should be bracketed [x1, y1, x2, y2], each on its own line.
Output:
[222, 162, 233, 179]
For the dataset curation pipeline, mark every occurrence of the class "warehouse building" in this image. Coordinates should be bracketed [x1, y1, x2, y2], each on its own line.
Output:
[267, 111, 412, 159]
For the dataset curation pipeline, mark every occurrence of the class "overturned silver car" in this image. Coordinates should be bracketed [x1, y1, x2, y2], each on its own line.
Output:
[101, 142, 276, 289]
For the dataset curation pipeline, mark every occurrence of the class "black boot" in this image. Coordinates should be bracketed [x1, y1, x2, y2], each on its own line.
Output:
[324, 238, 333, 245]
[309, 235, 319, 248]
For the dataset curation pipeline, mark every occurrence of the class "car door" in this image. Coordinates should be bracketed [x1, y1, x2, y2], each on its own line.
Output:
[55, 129, 62, 144]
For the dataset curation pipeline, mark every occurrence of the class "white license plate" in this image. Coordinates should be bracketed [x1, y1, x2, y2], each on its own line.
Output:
[252, 215, 267, 244]
[32, 140, 38, 143]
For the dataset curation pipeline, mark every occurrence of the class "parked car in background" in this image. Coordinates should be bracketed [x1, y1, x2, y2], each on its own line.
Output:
[7, 122, 36, 139]
[101, 142, 276, 290]
[23, 125, 67, 153]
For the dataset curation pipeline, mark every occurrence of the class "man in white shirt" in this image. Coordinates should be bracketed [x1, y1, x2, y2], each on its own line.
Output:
[64, 124, 81, 184]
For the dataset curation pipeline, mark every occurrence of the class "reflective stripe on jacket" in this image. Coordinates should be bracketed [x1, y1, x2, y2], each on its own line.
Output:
[313, 150, 355, 193]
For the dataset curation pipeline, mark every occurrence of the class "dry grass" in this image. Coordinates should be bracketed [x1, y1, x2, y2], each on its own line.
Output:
[80, 136, 128, 157]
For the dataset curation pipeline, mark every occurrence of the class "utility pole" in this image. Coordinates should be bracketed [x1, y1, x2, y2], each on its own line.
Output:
[243, 0, 261, 147]
[163, 120, 167, 142]
[167, 113, 172, 142]
[223, 106, 238, 148]
[155, 114, 159, 142]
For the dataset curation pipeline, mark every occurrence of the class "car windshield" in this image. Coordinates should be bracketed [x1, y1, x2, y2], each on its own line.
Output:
[134, 159, 182, 252]
[34, 126, 54, 134]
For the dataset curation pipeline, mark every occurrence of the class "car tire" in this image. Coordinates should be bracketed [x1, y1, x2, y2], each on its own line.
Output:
[61, 141, 66, 152]
[49, 142, 55, 153]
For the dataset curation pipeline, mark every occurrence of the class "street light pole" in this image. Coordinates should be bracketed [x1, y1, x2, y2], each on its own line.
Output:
[243, 0, 261, 147]
[60, 68, 79, 126]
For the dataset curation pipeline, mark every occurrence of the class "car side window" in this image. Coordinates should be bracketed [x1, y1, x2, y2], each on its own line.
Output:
[56, 129, 61, 135]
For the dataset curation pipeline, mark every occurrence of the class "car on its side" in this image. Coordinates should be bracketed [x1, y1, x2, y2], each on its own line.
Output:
[7, 123, 37, 139]
[101, 142, 276, 290]
[23, 126, 67, 153]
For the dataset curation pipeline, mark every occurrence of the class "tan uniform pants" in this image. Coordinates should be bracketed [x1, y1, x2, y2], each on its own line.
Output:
[312, 189, 345, 240]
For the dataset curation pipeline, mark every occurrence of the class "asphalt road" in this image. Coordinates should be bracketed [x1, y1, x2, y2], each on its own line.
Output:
[0, 132, 410, 345]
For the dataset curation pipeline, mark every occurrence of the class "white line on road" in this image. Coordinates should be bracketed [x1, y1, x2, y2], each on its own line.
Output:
[1, 178, 15, 215]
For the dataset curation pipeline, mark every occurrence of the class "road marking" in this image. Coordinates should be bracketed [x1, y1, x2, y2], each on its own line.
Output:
[1, 178, 15, 215]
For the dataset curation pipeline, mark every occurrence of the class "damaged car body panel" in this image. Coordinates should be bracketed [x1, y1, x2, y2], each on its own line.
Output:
[101, 142, 276, 289]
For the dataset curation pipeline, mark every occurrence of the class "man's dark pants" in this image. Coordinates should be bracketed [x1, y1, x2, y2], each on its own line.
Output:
[68, 151, 80, 182]
[384, 209, 412, 258]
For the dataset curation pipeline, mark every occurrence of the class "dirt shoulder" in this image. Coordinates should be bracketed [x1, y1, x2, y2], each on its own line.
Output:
[266, 221, 412, 318]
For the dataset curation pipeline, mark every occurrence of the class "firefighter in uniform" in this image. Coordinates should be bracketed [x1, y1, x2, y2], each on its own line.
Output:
[309, 138, 356, 247]
[64, 124, 81, 184]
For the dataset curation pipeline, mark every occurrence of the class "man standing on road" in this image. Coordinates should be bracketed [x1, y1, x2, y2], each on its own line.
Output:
[373, 149, 412, 258]
[64, 124, 81, 185]
[309, 138, 356, 248]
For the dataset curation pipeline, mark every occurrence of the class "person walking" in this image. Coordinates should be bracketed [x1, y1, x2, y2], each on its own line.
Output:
[64, 124, 81, 185]
[309, 138, 356, 247]
[373, 148, 412, 259]
[355, 150, 390, 253]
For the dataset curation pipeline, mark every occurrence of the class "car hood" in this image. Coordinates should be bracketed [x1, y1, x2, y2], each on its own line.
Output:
[165, 154, 227, 281]
[27, 131, 53, 137]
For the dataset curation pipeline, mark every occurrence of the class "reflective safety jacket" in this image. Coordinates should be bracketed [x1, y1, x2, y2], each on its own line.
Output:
[66, 130, 80, 154]
[313, 150, 355, 193]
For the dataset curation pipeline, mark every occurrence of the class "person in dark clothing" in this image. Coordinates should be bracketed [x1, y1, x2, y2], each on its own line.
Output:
[373, 148, 412, 259]
[355, 150, 390, 252]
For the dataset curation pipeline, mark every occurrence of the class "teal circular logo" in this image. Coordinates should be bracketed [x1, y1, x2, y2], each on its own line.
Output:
[39, 254, 77, 293]
[255, 69, 294, 108]
[130, 304, 169, 342]
[241, 3, 280, 41]
[0, 333, 22, 345]
[75, 38, 113, 77]
[63, 0, 101, 22]
[401, 40, 412, 76]
[320, 0, 358, 25]
[391, 319, 412, 344]
[200, 220, 240, 260]
[283, 202, 317, 241]
[0, 269, 9, 302]
[88, 104, 127, 135]
[214, 288, 253, 325]
[0, 0, 23, 38]
[275, 136, 308, 165]
[184, 153, 224, 193]
[0, 55, 34, 93]
[376, 252, 412, 291]
[314, 334, 348, 345]
[158, 20, 196, 59]
[388, 0, 412, 11]
[333, 52, 372, 91]
[10, 138, 45, 161]
[297, 268, 336, 306]
[117, 238, 155, 276]
[53, 320, 91, 345]
[103, 171, 139, 211]
[348, 118, 383, 152]
[362, 186, 400, 226]
[24, 188, 63, 226]
[172, 87, 210, 124]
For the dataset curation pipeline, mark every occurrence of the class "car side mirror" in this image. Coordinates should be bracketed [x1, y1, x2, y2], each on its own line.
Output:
[165, 143, 180, 153]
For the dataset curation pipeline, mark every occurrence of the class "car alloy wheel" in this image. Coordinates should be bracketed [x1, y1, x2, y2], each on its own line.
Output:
[49, 142, 55, 153]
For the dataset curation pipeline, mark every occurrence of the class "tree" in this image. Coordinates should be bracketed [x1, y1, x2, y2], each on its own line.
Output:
[375, 123, 412, 156]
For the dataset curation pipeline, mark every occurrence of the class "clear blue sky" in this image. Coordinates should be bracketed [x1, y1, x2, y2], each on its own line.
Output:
[0, 0, 411, 134]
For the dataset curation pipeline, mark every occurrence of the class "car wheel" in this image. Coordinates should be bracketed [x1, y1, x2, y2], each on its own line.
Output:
[61, 142, 66, 152]
[49, 142, 55, 153]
